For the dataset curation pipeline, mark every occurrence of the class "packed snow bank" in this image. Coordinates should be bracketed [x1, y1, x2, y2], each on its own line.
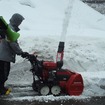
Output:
[0, 0, 105, 100]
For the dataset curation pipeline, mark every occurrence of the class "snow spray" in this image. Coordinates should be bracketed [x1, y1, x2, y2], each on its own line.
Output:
[56, 0, 75, 62]
[60, 0, 75, 42]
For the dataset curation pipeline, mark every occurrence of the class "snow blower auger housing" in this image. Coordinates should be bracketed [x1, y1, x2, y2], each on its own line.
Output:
[27, 42, 84, 96]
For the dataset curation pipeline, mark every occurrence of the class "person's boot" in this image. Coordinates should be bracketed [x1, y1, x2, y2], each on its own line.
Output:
[0, 84, 11, 95]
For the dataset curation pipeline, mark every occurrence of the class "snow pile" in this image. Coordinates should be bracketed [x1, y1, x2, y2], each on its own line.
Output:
[0, 0, 105, 101]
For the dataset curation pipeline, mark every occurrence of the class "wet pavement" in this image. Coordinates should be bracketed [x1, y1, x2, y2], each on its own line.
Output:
[0, 84, 105, 105]
[0, 96, 105, 105]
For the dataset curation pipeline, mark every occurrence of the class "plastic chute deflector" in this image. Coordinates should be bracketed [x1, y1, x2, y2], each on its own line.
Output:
[0, 16, 20, 42]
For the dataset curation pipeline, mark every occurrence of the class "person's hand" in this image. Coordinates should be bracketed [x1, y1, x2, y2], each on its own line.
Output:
[21, 52, 29, 58]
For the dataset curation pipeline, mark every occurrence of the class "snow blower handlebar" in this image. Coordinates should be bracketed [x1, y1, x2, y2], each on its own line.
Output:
[25, 54, 43, 76]
[26, 54, 37, 64]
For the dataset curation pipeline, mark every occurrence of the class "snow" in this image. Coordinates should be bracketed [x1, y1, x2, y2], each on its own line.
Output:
[0, 0, 105, 101]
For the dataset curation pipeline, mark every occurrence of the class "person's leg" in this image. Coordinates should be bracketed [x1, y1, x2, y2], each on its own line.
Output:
[0, 60, 10, 95]
[4, 61, 10, 83]
[0, 60, 5, 89]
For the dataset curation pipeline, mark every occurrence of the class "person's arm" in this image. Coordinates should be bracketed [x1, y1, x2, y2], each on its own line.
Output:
[9, 40, 29, 58]
[9, 40, 23, 55]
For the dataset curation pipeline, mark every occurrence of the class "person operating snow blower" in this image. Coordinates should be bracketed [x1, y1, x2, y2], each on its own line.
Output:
[0, 13, 29, 95]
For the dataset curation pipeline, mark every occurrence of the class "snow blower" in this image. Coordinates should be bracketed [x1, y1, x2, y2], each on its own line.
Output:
[26, 41, 84, 96]
[26, 0, 84, 96]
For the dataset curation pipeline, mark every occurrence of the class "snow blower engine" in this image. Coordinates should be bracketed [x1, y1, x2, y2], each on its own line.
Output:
[27, 42, 84, 96]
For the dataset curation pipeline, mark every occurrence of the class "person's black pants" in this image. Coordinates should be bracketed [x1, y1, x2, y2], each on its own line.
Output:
[0, 60, 10, 89]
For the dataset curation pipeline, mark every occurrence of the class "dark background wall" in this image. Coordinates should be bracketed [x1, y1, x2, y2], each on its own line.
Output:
[82, 0, 105, 3]
[81, 0, 105, 14]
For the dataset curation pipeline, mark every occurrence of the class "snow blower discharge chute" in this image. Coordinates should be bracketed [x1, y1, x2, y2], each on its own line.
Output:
[26, 41, 84, 96]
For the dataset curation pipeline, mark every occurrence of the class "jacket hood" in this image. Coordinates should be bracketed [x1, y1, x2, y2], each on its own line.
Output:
[9, 13, 24, 27]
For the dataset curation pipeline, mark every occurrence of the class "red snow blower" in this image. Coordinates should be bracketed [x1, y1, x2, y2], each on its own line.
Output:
[26, 41, 84, 96]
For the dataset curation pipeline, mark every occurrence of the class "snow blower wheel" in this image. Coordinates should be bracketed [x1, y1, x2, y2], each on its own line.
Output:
[51, 85, 61, 96]
[39, 85, 50, 96]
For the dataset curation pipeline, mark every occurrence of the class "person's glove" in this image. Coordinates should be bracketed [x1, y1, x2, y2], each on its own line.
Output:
[21, 52, 29, 58]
